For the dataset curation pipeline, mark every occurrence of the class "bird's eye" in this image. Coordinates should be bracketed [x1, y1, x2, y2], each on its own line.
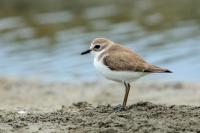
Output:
[94, 45, 101, 49]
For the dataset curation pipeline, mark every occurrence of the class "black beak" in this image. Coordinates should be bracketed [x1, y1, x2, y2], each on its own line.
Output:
[81, 49, 91, 55]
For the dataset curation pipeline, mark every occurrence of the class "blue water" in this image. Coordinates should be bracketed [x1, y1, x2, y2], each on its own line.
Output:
[0, 1, 199, 83]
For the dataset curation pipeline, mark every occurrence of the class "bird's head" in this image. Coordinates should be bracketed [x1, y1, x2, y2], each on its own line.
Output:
[81, 38, 113, 56]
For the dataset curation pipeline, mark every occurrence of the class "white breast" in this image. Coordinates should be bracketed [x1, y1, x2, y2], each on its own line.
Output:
[93, 56, 148, 83]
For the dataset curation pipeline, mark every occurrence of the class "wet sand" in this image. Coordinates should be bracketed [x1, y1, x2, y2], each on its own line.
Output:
[0, 77, 200, 132]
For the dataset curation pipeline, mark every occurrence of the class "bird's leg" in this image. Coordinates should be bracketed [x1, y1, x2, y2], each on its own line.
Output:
[123, 82, 130, 108]
[113, 82, 131, 112]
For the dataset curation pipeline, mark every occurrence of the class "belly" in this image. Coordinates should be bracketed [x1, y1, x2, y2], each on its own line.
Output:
[94, 59, 148, 83]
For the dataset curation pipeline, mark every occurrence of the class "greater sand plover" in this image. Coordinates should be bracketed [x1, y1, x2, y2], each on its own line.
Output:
[81, 38, 172, 109]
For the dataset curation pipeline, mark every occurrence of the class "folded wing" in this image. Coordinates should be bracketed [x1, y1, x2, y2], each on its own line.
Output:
[103, 46, 171, 73]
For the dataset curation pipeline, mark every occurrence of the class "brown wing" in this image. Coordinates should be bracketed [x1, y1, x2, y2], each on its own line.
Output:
[103, 45, 171, 73]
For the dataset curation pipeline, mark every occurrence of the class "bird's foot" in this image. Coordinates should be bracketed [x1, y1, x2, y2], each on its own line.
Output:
[113, 104, 126, 112]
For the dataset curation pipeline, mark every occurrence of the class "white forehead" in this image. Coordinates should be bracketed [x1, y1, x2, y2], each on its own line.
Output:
[90, 39, 102, 48]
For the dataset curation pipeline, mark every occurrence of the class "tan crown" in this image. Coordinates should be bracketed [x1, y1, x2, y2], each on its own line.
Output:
[91, 38, 113, 45]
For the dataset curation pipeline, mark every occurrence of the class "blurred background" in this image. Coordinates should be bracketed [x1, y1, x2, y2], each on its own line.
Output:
[0, 0, 200, 83]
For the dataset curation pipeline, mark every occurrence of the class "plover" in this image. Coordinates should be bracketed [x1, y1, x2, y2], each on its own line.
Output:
[81, 38, 172, 108]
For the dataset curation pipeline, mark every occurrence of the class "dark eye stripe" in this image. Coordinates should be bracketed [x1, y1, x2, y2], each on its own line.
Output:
[94, 45, 100, 49]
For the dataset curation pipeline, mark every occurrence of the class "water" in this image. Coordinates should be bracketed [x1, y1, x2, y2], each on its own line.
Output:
[0, 0, 199, 83]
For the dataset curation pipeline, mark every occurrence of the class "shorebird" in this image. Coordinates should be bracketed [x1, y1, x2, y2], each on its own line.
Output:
[81, 38, 172, 109]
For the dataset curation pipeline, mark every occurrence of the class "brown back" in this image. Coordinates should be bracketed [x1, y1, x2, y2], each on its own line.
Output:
[103, 44, 171, 73]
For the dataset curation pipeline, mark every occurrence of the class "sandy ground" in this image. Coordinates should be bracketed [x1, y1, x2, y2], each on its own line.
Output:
[0, 77, 200, 132]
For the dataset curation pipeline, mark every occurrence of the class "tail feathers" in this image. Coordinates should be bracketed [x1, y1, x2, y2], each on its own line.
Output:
[151, 65, 173, 73]
[164, 69, 172, 73]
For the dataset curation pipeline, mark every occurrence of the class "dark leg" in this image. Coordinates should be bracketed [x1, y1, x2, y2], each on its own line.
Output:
[123, 82, 130, 108]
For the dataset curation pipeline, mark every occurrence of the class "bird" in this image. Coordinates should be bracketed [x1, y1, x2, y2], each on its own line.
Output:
[81, 38, 172, 109]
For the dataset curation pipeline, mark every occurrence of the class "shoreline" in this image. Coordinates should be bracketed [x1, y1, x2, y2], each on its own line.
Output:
[0, 77, 199, 112]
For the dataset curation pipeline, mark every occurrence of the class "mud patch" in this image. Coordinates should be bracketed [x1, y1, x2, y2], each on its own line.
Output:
[0, 102, 200, 132]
